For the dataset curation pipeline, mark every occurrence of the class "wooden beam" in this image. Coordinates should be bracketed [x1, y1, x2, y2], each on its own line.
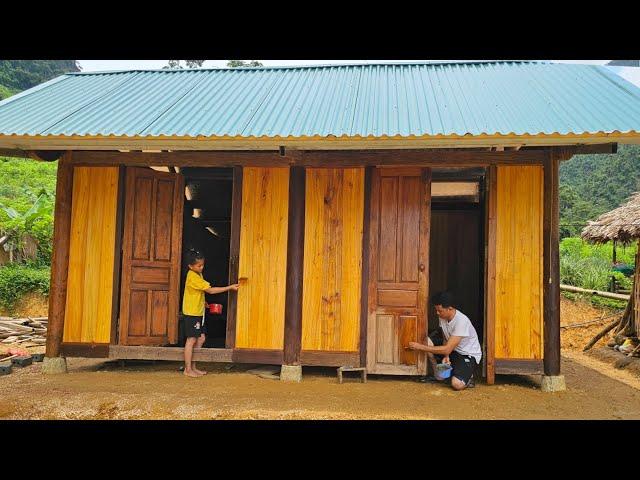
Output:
[543, 149, 561, 376]
[231, 349, 284, 364]
[485, 165, 497, 385]
[109, 345, 233, 362]
[0, 148, 30, 158]
[27, 150, 64, 162]
[359, 166, 373, 367]
[45, 154, 74, 359]
[70, 149, 548, 168]
[283, 167, 305, 365]
[495, 359, 544, 375]
[225, 167, 243, 349]
[300, 351, 360, 367]
[572, 143, 617, 155]
[60, 343, 110, 358]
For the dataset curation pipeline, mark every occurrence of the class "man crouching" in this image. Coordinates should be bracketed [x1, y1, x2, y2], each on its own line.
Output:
[408, 291, 482, 390]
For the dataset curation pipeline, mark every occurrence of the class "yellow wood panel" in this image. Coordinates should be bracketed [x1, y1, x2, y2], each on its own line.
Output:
[495, 165, 543, 359]
[63, 167, 119, 343]
[302, 168, 364, 352]
[236, 167, 289, 349]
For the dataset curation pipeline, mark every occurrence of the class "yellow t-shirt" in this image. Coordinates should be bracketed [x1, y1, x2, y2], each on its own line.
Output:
[182, 270, 211, 316]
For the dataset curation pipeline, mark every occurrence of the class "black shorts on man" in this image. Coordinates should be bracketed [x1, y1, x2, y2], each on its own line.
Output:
[183, 315, 206, 338]
[428, 329, 477, 385]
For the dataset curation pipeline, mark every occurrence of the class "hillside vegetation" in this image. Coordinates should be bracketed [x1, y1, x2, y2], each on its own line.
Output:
[0, 60, 79, 100]
[560, 144, 640, 238]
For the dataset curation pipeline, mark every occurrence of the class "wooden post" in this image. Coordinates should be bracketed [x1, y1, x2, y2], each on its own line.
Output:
[543, 150, 561, 376]
[283, 167, 305, 365]
[634, 241, 640, 338]
[485, 165, 497, 384]
[226, 166, 243, 349]
[359, 167, 373, 367]
[45, 154, 74, 358]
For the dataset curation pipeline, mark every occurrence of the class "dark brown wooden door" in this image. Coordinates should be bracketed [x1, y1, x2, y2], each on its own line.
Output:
[118, 167, 184, 345]
[367, 168, 431, 375]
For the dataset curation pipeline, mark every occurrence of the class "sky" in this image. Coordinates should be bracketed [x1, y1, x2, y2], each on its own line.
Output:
[77, 59, 612, 72]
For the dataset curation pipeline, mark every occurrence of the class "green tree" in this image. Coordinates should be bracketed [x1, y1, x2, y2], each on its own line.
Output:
[164, 60, 206, 69]
[226, 60, 263, 68]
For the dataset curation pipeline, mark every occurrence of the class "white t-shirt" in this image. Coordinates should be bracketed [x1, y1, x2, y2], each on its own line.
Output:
[439, 309, 482, 364]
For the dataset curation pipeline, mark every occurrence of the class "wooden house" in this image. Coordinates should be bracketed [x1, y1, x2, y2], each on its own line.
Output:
[1, 61, 639, 388]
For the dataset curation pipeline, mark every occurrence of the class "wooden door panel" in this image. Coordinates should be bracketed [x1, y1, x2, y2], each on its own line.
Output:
[119, 167, 184, 346]
[377, 289, 418, 307]
[375, 315, 395, 364]
[398, 315, 418, 365]
[367, 168, 430, 375]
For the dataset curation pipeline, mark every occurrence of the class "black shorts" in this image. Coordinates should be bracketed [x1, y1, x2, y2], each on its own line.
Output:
[428, 330, 478, 385]
[183, 315, 206, 338]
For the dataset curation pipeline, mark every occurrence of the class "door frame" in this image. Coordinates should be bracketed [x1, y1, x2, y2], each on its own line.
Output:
[366, 167, 431, 375]
[117, 167, 184, 346]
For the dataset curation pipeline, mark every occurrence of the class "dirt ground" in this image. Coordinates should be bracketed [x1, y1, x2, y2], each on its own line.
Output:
[1, 294, 639, 420]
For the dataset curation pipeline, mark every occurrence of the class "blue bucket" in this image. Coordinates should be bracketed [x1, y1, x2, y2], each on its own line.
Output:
[435, 363, 452, 380]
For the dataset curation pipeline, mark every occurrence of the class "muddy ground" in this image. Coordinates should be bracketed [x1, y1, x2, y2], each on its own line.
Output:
[1, 294, 638, 420]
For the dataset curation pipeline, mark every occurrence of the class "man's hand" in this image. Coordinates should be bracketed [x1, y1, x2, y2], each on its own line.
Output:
[228, 283, 240, 291]
[407, 341, 423, 351]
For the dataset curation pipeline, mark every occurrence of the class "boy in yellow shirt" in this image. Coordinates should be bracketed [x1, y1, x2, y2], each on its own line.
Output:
[182, 249, 239, 378]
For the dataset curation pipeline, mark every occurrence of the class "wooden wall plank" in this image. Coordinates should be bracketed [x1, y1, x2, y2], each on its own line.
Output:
[301, 168, 364, 352]
[494, 165, 544, 359]
[63, 167, 119, 344]
[235, 167, 289, 350]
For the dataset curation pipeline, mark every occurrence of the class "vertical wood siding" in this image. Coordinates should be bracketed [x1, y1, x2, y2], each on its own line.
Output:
[236, 167, 290, 349]
[495, 165, 544, 359]
[302, 168, 364, 352]
[63, 167, 119, 343]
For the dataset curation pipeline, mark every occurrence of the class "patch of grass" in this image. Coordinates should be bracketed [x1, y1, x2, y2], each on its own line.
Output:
[561, 291, 627, 311]
[0, 264, 50, 315]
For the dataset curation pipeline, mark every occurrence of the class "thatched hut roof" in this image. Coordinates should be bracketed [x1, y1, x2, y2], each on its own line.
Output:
[581, 192, 640, 244]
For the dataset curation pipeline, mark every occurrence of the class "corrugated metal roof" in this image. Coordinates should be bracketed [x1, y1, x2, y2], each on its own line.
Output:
[1, 61, 639, 139]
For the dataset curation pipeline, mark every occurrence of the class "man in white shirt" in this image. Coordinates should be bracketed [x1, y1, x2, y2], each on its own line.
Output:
[408, 291, 482, 390]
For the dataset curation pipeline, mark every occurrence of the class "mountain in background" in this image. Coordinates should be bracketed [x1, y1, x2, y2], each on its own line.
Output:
[607, 60, 640, 67]
[0, 60, 79, 100]
[560, 144, 640, 238]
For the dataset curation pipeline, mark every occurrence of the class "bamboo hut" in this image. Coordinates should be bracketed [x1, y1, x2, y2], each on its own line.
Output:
[582, 192, 640, 346]
[1, 61, 640, 391]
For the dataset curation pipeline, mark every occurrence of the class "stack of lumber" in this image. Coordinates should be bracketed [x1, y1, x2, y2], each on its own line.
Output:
[0, 317, 47, 346]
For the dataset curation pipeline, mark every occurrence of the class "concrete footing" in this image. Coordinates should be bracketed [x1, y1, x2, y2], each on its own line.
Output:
[280, 364, 302, 383]
[541, 375, 566, 392]
[41, 356, 68, 374]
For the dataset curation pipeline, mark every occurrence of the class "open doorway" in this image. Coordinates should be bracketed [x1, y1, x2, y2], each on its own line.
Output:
[428, 168, 486, 355]
[179, 168, 234, 348]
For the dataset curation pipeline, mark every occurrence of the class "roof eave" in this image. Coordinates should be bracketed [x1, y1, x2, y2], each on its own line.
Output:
[0, 133, 636, 152]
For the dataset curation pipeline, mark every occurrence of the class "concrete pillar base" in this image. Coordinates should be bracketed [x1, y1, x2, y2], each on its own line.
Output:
[280, 364, 302, 383]
[541, 375, 566, 392]
[42, 356, 68, 374]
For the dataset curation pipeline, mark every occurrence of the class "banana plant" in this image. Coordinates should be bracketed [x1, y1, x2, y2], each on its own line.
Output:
[0, 192, 53, 260]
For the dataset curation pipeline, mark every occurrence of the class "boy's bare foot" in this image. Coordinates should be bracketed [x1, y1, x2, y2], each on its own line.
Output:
[183, 369, 201, 378]
[193, 368, 207, 375]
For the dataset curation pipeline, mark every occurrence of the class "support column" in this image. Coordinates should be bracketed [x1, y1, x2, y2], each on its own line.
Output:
[542, 149, 564, 391]
[282, 166, 305, 382]
[43, 153, 74, 374]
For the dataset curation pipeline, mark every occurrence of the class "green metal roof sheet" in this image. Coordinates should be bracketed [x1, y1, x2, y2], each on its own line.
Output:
[0, 61, 639, 139]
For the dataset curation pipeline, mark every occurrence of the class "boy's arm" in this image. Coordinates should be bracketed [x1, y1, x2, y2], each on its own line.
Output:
[204, 284, 239, 295]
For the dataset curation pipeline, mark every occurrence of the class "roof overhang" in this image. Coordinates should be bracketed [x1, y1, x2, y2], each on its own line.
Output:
[0, 132, 636, 154]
